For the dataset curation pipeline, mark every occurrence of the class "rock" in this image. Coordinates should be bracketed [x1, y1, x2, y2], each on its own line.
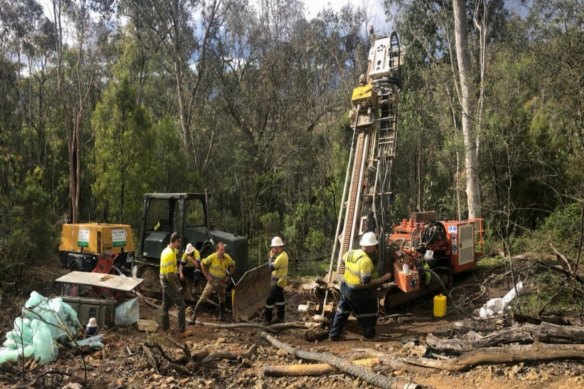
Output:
[412, 345, 427, 357]
[61, 383, 82, 389]
[523, 370, 539, 381]
[255, 378, 265, 389]
[166, 376, 175, 383]
[216, 337, 226, 344]
[276, 349, 288, 357]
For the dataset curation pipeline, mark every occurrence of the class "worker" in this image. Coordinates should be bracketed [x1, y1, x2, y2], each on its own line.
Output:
[328, 232, 391, 341]
[189, 242, 235, 323]
[160, 232, 186, 333]
[264, 236, 288, 324]
[180, 242, 202, 291]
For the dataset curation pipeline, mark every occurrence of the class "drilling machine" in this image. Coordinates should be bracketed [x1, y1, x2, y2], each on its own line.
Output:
[321, 30, 484, 314]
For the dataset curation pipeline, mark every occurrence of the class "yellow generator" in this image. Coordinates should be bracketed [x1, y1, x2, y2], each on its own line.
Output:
[59, 223, 135, 273]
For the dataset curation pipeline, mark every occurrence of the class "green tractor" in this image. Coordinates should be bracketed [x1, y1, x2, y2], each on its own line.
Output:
[133, 193, 270, 320]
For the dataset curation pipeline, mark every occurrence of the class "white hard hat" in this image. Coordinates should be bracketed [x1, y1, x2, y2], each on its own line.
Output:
[270, 236, 285, 247]
[359, 232, 378, 247]
[88, 317, 97, 327]
[185, 243, 195, 255]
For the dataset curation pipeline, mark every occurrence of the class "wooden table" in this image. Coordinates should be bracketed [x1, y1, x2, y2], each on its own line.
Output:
[56, 271, 143, 292]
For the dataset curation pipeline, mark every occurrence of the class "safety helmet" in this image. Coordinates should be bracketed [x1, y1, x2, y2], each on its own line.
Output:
[185, 243, 196, 255]
[270, 236, 285, 247]
[359, 232, 378, 247]
[87, 317, 97, 327]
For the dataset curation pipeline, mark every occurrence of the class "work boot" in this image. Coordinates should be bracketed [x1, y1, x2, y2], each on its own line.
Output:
[188, 302, 202, 324]
[276, 304, 285, 323]
[219, 303, 227, 322]
[263, 308, 272, 324]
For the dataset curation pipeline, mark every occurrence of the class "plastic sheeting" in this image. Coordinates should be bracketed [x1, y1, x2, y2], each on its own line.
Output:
[477, 281, 525, 318]
[0, 291, 81, 365]
[114, 297, 139, 327]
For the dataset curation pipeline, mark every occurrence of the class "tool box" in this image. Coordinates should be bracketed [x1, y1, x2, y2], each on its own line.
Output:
[61, 296, 116, 328]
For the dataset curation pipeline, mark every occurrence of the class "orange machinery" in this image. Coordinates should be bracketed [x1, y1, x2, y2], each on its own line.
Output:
[387, 212, 484, 293]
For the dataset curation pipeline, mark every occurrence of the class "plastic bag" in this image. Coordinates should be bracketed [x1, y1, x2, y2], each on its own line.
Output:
[114, 298, 139, 326]
[70, 334, 104, 350]
[31, 320, 58, 364]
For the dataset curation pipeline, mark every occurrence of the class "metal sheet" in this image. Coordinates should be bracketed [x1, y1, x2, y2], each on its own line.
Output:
[232, 263, 271, 321]
[56, 271, 143, 292]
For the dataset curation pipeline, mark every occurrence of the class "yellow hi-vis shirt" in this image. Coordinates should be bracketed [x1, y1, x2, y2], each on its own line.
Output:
[202, 252, 235, 282]
[272, 251, 289, 288]
[181, 249, 201, 267]
[160, 246, 178, 277]
[342, 249, 373, 287]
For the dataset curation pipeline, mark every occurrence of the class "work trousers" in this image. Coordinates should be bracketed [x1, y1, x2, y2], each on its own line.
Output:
[329, 281, 378, 340]
[197, 281, 227, 304]
[161, 278, 186, 332]
[264, 285, 285, 322]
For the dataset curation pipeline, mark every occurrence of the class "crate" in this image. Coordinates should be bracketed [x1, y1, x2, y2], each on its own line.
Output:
[62, 296, 116, 328]
[137, 319, 158, 332]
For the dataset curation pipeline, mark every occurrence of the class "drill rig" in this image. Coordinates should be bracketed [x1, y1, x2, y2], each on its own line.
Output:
[321, 31, 484, 314]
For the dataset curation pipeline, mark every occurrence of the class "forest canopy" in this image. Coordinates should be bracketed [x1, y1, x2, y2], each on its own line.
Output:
[0, 0, 583, 292]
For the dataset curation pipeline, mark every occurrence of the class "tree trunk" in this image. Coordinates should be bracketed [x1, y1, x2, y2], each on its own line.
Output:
[263, 358, 380, 377]
[425, 322, 584, 353]
[452, 0, 481, 218]
[402, 343, 584, 372]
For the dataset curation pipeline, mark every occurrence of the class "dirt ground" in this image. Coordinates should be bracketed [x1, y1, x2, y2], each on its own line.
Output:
[2, 270, 584, 389]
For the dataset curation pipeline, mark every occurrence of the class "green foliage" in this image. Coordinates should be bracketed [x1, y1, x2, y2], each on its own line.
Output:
[0, 169, 58, 294]
[92, 77, 155, 225]
[512, 203, 583, 257]
[516, 270, 583, 317]
[260, 212, 281, 235]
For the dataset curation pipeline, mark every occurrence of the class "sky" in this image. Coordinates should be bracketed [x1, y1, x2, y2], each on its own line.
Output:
[304, 0, 391, 35]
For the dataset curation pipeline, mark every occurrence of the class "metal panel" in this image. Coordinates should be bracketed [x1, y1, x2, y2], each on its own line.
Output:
[458, 223, 474, 265]
[232, 263, 271, 321]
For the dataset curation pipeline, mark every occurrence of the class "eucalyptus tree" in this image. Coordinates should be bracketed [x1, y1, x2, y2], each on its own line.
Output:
[385, 0, 510, 219]
[210, 1, 368, 234]
[121, 0, 227, 158]
[50, 0, 116, 222]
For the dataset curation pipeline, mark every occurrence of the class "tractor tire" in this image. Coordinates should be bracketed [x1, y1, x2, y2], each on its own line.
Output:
[137, 264, 162, 297]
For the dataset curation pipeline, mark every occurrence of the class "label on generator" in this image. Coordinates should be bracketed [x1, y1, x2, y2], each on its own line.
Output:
[78, 229, 90, 247]
[112, 229, 127, 247]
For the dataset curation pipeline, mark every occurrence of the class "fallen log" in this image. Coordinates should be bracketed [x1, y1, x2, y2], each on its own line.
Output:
[201, 344, 258, 363]
[191, 349, 209, 361]
[426, 322, 584, 352]
[144, 342, 191, 364]
[401, 343, 584, 372]
[141, 344, 159, 375]
[268, 321, 319, 331]
[259, 332, 420, 389]
[538, 262, 584, 285]
[264, 357, 380, 377]
[425, 329, 533, 352]
[194, 321, 277, 333]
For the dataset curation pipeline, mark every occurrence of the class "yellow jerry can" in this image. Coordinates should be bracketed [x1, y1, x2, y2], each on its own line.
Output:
[433, 294, 447, 318]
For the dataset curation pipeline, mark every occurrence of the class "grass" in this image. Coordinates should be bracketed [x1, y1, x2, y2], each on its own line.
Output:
[476, 255, 506, 270]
